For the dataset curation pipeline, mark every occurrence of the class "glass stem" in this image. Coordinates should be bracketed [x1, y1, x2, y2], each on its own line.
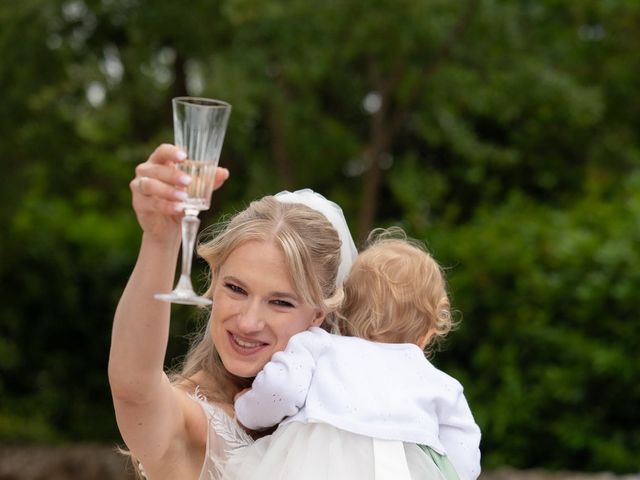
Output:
[176, 211, 200, 291]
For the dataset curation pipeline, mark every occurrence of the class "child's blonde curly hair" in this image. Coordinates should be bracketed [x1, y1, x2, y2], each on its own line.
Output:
[337, 227, 456, 356]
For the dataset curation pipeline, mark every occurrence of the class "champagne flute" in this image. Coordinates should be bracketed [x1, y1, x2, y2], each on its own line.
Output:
[155, 96, 231, 306]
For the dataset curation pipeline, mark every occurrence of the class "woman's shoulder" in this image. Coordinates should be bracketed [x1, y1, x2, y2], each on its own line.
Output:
[187, 385, 254, 465]
[170, 382, 253, 480]
[177, 373, 236, 419]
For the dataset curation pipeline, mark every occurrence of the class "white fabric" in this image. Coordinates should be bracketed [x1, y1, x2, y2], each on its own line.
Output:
[190, 391, 253, 480]
[190, 393, 444, 480]
[274, 188, 358, 288]
[373, 438, 413, 480]
[223, 422, 446, 480]
[235, 327, 481, 480]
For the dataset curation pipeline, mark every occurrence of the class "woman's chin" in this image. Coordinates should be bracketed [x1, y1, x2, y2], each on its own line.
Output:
[220, 352, 268, 378]
[226, 362, 263, 379]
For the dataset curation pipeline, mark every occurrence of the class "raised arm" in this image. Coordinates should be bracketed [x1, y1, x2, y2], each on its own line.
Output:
[108, 144, 228, 468]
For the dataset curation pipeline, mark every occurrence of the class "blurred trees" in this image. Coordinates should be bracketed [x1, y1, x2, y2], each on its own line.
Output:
[428, 182, 640, 469]
[1, 0, 638, 472]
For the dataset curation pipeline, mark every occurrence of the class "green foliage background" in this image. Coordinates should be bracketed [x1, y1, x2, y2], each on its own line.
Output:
[1, 0, 638, 472]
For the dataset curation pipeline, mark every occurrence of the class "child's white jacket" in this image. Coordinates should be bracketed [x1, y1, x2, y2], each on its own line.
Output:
[235, 327, 482, 480]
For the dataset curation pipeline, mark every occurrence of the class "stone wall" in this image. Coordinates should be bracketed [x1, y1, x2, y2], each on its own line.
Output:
[0, 445, 137, 480]
[1, 445, 638, 480]
[482, 469, 639, 480]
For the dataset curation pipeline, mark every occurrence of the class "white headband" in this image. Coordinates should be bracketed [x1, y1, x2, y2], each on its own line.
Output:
[274, 188, 358, 288]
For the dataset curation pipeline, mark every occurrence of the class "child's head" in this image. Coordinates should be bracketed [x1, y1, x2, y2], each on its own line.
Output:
[337, 228, 454, 354]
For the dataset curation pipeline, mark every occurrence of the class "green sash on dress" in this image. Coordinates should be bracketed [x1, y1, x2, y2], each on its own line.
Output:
[419, 445, 461, 480]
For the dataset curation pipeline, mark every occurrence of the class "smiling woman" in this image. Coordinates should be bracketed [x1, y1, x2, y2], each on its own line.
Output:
[108, 143, 357, 480]
[210, 240, 325, 379]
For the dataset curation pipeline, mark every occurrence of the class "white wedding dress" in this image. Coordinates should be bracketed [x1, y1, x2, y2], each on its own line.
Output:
[191, 391, 459, 480]
[190, 391, 253, 480]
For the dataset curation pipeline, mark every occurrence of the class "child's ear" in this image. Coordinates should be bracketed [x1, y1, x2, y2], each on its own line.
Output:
[417, 329, 436, 349]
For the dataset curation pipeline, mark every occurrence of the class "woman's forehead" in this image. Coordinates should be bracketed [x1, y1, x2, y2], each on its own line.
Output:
[220, 240, 297, 290]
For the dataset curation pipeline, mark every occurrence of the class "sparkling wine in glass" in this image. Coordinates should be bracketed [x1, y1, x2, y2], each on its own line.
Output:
[155, 96, 231, 306]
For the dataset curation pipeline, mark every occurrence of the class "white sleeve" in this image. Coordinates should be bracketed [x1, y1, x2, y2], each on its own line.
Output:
[234, 330, 323, 430]
[439, 390, 482, 480]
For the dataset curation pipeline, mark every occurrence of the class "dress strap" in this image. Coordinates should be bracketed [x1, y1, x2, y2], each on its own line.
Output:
[419, 445, 462, 480]
[372, 438, 413, 480]
[189, 387, 253, 449]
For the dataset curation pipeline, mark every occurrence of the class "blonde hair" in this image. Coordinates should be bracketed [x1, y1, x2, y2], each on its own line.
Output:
[174, 195, 344, 403]
[337, 228, 454, 356]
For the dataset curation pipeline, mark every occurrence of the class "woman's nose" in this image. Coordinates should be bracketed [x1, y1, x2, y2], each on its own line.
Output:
[236, 300, 265, 333]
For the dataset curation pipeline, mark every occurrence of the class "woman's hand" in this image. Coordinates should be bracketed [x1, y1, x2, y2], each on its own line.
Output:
[130, 144, 229, 242]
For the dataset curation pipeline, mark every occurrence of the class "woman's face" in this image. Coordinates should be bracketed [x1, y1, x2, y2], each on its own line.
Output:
[210, 240, 325, 378]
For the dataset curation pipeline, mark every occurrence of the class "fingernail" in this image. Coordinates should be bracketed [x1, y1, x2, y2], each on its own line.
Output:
[173, 203, 185, 212]
[179, 175, 192, 185]
[176, 150, 187, 161]
[174, 190, 188, 201]
[221, 168, 230, 180]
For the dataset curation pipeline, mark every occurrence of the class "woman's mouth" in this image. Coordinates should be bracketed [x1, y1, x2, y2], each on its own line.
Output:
[228, 332, 268, 354]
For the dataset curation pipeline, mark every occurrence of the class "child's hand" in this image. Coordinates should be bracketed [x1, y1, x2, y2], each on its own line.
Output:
[234, 388, 250, 402]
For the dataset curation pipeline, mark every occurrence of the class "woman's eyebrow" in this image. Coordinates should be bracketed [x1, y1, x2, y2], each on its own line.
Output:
[270, 291, 300, 302]
[221, 275, 249, 291]
[222, 275, 244, 285]
[222, 276, 300, 302]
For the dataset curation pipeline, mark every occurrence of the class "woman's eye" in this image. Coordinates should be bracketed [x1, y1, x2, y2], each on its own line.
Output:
[272, 299, 294, 308]
[225, 283, 246, 295]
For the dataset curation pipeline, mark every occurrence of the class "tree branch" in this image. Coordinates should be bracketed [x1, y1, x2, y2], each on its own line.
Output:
[268, 67, 296, 189]
[356, 0, 481, 238]
[389, 0, 481, 137]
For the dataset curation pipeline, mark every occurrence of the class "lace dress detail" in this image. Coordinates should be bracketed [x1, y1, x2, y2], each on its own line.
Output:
[191, 388, 254, 480]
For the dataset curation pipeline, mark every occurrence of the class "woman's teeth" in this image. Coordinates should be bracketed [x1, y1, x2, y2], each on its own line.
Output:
[233, 335, 263, 348]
